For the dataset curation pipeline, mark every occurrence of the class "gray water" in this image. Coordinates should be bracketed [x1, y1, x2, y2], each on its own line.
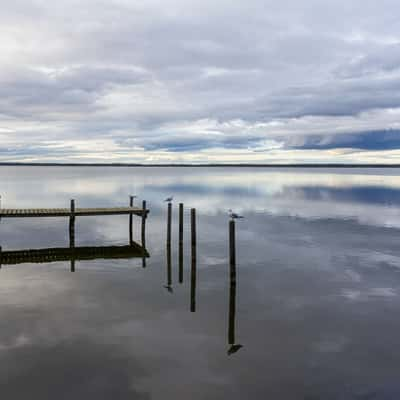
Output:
[1, 166, 400, 399]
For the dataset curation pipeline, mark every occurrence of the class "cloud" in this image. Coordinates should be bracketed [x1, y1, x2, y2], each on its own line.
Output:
[1, 0, 400, 162]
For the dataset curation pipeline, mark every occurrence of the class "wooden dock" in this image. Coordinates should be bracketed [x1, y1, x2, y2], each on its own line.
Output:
[0, 198, 149, 259]
[0, 206, 148, 218]
[0, 244, 149, 266]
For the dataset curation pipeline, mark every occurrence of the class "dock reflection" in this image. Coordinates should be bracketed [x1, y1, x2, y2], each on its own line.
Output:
[0, 243, 149, 269]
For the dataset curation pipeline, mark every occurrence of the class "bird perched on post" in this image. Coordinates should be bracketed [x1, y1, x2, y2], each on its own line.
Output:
[228, 209, 244, 220]
[164, 196, 173, 203]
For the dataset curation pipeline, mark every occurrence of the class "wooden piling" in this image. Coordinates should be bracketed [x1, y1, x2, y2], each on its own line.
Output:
[179, 203, 184, 283]
[141, 200, 146, 268]
[141, 200, 146, 248]
[69, 199, 75, 248]
[0, 246, 2, 269]
[129, 195, 134, 245]
[69, 199, 75, 272]
[167, 236, 172, 287]
[167, 202, 172, 246]
[228, 220, 236, 344]
[190, 208, 197, 312]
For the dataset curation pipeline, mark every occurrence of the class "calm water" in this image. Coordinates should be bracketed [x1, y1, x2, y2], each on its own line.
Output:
[1, 166, 400, 399]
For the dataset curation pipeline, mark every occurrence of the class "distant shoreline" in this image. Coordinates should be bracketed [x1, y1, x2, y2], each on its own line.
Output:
[1, 162, 400, 168]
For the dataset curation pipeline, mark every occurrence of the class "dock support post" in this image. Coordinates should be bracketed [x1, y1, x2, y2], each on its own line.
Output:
[179, 203, 184, 283]
[228, 219, 236, 345]
[141, 200, 147, 268]
[190, 208, 197, 312]
[129, 195, 134, 245]
[69, 199, 75, 272]
[141, 200, 146, 248]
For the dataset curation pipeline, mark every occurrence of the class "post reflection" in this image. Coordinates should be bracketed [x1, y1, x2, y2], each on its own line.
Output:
[190, 208, 197, 312]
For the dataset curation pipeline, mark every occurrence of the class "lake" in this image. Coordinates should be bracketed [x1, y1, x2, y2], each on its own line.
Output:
[1, 166, 400, 399]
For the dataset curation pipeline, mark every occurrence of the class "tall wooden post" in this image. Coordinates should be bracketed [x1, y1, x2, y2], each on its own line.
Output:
[228, 219, 236, 345]
[69, 199, 75, 272]
[179, 203, 184, 283]
[167, 236, 172, 287]
[167, 202, 172, 247]
[129, 195, 134, 245]
[141, 200, 147, 268]
[166, 202, 172, 286]
[190, 208, 197, 312]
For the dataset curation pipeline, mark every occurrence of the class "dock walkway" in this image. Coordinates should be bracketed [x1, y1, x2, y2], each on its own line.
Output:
[0, 206, 148, 218]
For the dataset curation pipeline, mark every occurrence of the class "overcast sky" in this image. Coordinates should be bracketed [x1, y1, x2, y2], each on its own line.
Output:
[1, 0, 400, 163]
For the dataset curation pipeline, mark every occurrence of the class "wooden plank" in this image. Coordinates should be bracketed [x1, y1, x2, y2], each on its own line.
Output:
[0, 207, 149, 218]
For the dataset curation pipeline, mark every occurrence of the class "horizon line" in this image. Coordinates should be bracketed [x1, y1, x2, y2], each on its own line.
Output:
[1, 162, 400, 168]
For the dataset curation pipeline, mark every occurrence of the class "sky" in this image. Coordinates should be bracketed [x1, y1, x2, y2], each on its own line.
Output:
[1, 0, 400, 164]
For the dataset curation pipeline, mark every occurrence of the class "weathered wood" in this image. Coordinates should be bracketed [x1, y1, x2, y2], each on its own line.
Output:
[141, 201, 147, 247]
[69, 199, 76, 272]
[167, 202, 172, 246]
[165, 201, 172, 285]
[178, 203, 184, 283]
[229, 220, 236, 345]
[166, 237, 172, 287]
[229, 220, 236, 268]
[69, 199, 75, 247]
[190, 208, 197, 312]
[0, 207, 148, 218]
[141, 200, 147, 268]
[129, 196, 134, 245]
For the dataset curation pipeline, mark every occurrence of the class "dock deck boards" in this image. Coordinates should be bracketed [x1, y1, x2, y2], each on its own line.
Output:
[0, 207, 148, 218]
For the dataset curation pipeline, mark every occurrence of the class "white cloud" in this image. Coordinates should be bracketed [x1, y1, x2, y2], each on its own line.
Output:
[1, 0, 400, 162]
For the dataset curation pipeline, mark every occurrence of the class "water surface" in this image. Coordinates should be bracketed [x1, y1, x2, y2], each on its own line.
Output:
[1, 166, 400, 399]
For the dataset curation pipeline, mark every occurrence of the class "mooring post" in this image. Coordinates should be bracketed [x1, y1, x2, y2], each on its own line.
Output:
[165, 201, 172, 286]
[228, 219, 236, 345]
[129, 195, 134, 245]
[0, 246, 2, 269]
[141, 200, 147, 268]
[141, 200, 146, 248]
[167, 233, 172, 287]
[229, 219, 236, 270]
[167, 202, 172, 247]
[190, 208, 197, 312]
[69, 199, 75, 272]
[179, 203, 184, 283]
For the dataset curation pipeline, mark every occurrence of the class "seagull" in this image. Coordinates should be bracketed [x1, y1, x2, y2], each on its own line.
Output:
[227, 344, 243, 355]
[164, 196, 173, 203]
[228, 209, 244, 220]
